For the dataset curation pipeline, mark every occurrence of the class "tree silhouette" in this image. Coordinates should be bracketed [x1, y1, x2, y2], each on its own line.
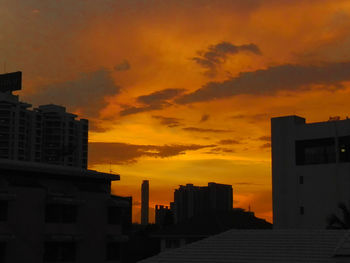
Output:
[326, 202, 350, 229]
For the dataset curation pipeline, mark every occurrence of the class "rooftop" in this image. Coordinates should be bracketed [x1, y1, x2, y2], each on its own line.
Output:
[141, 229, 350, 263]
[0, 158, 119, 181]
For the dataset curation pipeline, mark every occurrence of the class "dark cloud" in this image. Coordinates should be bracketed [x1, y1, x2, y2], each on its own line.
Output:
[176, 61, 350, 104]
[260, 143, 271, 149]
[120, 104, 165, 116]
[152, 116, 182, 127]
[205, 147, 235, 154]
[89, 120, 110, 133]
[193, 42, 261, 77]
[200, 114, 210, 122]
[26, 69, 120, 117]
[89, 142, 215, 165]
[114, 60, 131, 71]
[182, 127, 231, 133]
[218, 139, 241, 145]
[137, 88, 185, 105]
[258, 136, 271, 141]
[120, 89, 185, 116]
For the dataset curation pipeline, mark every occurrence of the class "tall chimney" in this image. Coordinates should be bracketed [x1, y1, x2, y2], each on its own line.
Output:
[141, 180, 149, 225]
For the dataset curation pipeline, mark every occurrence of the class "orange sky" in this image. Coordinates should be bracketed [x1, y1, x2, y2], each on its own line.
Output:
[5, 0, 350, 222]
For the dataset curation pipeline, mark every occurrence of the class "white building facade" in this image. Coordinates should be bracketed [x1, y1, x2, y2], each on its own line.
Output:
[272, 115, 350, 228]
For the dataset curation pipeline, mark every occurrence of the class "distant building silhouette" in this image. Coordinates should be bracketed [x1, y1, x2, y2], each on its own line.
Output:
[155, 205, 174, 227]
[0, 159, 131, 262]
[152, 209, 271, 252]
[272, 115, 350, 228]
[173, 182, 233, 223]
[141, 180, 149, 225]
[0, 72, 88, 168]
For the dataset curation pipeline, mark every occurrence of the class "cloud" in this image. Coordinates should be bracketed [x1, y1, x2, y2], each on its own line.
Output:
[218, 139, 241, 145]
[120, 104, 164, 116]
[182, 127, 231, 133]
[137, 88, 185, 105]
[206, 147, 235, 154]
[260, 143, 271, 149]
[114, 60, 131, 71]
[26, 69, 120, 117]
[200, 114, 210, 122]
[193, 42, 261, 77]
[89, 142, 215, 165]
[120, 88, 185, 116]
[152, 115, 182, 127]
[258, 136, 271, 141]
[176, 61, 350, 104]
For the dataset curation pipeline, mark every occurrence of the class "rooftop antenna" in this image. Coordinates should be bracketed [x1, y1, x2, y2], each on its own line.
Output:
[248, 204, 251, 212]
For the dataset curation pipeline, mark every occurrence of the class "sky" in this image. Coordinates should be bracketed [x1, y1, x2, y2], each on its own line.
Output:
[4, 0, 350, 223]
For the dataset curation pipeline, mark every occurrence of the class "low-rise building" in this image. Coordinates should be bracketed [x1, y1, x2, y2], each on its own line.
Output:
[0, 159, 131, 263]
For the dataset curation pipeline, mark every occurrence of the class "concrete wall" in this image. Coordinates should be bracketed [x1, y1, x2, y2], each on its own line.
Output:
[272, 116, 350, 229]
[0, 169, 128, 262]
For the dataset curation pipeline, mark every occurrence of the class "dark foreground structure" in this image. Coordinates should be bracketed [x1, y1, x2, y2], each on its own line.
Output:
[272, 115, 350, 228]
[0, 159, 131, 262]
[140, 229, 350, 263]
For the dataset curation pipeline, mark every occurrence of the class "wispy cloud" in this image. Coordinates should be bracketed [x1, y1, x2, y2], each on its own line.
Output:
[120, 89, 185, 116]
[89, 142, 215, 164]
[153, 115, 182, 127]
[200, 114, 210, 123]
[193, 42, 261, 77]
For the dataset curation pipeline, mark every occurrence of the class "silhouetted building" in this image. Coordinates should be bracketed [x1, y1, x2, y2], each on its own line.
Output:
[0, 72, 88, 168]
[152, 209, 271, 252]
[37, 104, 88, 168]
[155, 205, 174, 227]
[141, 180, 149, 225]
[272, 115, 350, 229]
[173, 182, 233, 223]
[0, 158, 131, 262]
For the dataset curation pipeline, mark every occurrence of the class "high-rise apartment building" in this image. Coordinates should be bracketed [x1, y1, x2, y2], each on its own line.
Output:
[173, 182, 233, 223]
[0, 71, 88, 168]
[272, 115, 350, 228]
[141, 180, 149, 225]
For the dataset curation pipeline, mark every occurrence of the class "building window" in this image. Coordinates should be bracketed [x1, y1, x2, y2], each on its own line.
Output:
[45, 204, 77, 223]
[106, 242, 120, 261]
[339, 136, 350, 162]
[44, 242, 76, 262]
[0, 201, 8, 221]
[300, 206, 304, 215]
[299, 176, 304, 184]
[108, 207, 121, 225]
[295, 138, 336, 165]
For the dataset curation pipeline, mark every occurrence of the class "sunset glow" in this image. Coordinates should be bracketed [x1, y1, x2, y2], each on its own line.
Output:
[5, 0, 350, 223]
